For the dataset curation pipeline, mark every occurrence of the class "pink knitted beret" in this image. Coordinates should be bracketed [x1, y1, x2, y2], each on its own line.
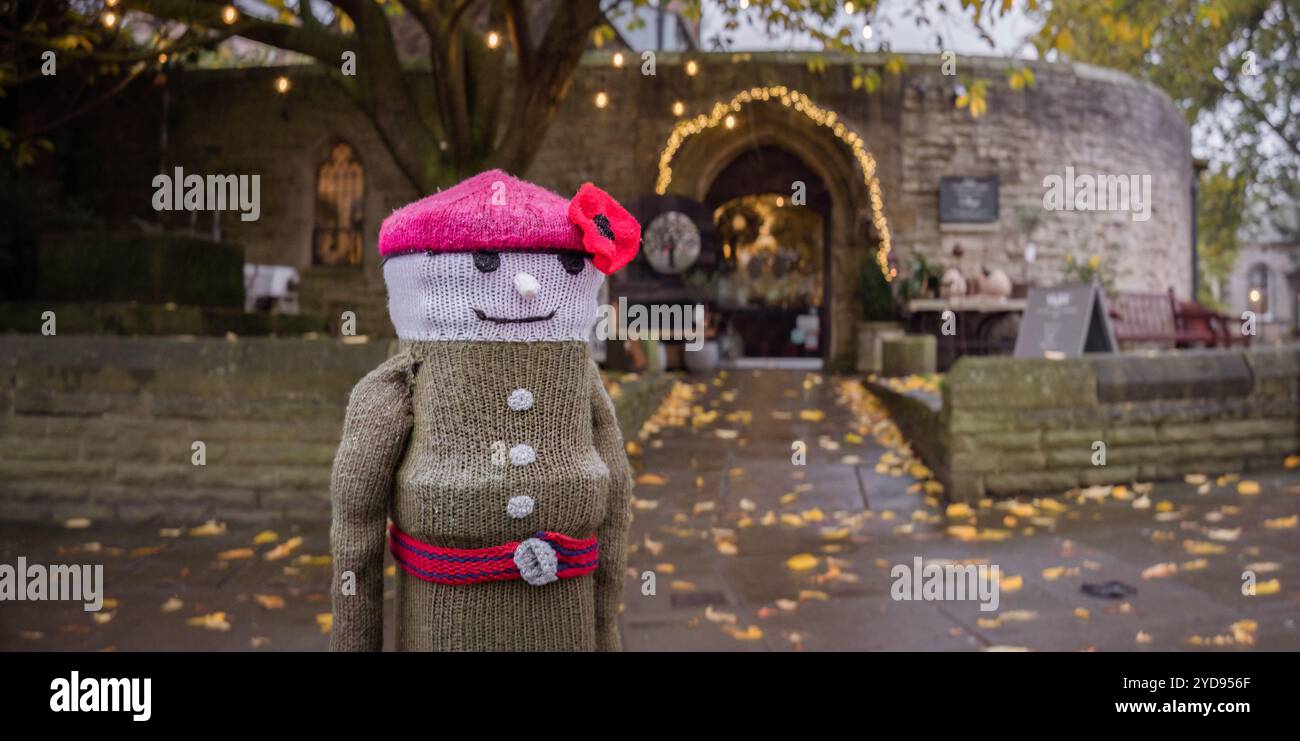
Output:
[378, 169, 640, 275]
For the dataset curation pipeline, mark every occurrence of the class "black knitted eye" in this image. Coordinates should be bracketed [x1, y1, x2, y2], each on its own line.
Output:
[558, 252, 586, 275]
[473, 251, 500, 273]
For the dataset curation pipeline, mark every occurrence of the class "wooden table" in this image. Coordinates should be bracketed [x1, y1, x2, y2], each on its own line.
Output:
[906, 296, 1027, 370]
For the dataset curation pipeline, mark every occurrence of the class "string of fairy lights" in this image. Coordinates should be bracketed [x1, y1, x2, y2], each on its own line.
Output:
[653, 86, 895, 282]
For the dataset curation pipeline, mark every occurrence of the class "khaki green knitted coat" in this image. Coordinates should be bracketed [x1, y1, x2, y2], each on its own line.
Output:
[328, 341, 632, 651]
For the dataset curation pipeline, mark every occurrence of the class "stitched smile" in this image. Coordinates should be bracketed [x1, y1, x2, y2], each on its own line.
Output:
[473, 308, 557, 324]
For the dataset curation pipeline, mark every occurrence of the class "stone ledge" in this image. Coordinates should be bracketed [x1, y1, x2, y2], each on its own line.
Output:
[1091, 350, 1252, 402]
[887, 346, 1300, 502]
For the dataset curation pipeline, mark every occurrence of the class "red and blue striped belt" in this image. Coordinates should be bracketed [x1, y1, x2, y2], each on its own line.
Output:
[388, 523, 599, 587]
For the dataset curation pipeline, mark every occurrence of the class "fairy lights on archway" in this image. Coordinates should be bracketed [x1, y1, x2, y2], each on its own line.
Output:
[655, 86, 894, 281]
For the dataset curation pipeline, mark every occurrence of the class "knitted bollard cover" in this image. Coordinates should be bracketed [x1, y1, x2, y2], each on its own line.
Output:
[329, 171, 638, 651]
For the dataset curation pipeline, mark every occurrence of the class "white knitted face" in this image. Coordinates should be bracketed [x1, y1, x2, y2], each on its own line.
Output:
[383, 250, 605, 342]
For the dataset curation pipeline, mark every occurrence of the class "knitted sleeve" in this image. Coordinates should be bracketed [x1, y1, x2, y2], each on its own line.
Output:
[329, 351, 416, 652]
[589, 360, 633, 652]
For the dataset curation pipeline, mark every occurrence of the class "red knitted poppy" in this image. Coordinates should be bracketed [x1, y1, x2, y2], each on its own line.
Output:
[568, 183, 641, 275]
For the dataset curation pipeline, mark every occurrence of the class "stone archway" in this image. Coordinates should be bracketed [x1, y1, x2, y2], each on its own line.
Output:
[655, 88, 893, 367]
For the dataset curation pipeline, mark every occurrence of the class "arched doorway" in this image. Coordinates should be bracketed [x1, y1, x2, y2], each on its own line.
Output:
[655, 87, 892, 367]
[705, 146, 830, 360]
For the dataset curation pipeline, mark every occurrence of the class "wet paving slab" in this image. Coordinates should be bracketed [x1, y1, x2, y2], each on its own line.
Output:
[618, 369, 1300, 652]
[2, 368, 1297, 651]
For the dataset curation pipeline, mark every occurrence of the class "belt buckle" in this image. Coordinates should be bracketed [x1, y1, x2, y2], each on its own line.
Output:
[513, 536, 559, 586]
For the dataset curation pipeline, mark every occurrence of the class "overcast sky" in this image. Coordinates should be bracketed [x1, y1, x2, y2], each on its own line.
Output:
[698, 1, 1041, 58]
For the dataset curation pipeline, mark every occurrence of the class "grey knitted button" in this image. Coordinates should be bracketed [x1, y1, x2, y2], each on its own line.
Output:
[507, 388, 534, 412]
[508, 443, 535, 466]
[506, 495, 534, 519]
[513, 537, 558, 586]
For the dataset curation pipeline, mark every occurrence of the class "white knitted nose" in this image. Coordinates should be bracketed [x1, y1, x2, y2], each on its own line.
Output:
[514, 272, 540, 299]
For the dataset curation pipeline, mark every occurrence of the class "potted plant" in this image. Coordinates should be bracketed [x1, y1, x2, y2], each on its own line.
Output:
[856, 258, 904, 373]
[898, 254, 942, 303]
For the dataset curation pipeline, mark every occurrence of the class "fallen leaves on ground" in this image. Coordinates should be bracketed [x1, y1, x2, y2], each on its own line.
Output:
[264, 536, 303, 561]
[186, 612, 231, 631]
[188, 520, 227, 537]
[252, 594, 286, 610]
[786, 553, 819, 571]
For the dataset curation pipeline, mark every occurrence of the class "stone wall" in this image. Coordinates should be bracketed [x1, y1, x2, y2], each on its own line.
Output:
[0, 336, 673, 524]
[59, 52, 1194, 362]
[873, 347, 1300, 502]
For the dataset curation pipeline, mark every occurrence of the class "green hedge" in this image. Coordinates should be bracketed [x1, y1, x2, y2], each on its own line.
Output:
[38, 233, 244, 307]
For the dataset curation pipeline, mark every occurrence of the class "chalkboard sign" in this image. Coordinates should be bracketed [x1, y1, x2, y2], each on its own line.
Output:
[1013, 283, 1118, 358]
[939, 176, 999, 223]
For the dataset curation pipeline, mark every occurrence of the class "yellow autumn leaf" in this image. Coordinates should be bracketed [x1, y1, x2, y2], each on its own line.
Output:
[1264, 515, 1297, 529]
[1253, 579, 1281, 596]
[1142, 562, 1177, 580]
[252, 530, 279, 545]
[188, 520, 227, 537]
[253, 594, 286, 610]
[704, 605, 737, 624]
[64, 517, 92, 529]
[316, 613, 332, 634]
[186, 612, 232, 631]
[724, 624, 764, 641]
[946, 503, 974, 519]
[798, 409, 824, 422]
[1183, 539, 1227, 555]
[947, 525, 978, 542]
[1074, 608, 1090, 620]
[1237, 480, 1261, 495]
[786, 553, 819, 571]
[1284, 454, 1300, 469]
[264, 536, 303, 561]
[636, 473, 666, 486]
[798, 589, 829, 601]
[671, 580, 697, 592]
[1000, 574, 1023, 592]
[217, 547, 254, 561]
[1042, 566, 1065, 581]
[160, 597, 183, 613]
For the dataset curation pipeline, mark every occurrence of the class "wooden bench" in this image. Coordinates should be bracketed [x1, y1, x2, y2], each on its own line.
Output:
[1107, 288, 1248, 349]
